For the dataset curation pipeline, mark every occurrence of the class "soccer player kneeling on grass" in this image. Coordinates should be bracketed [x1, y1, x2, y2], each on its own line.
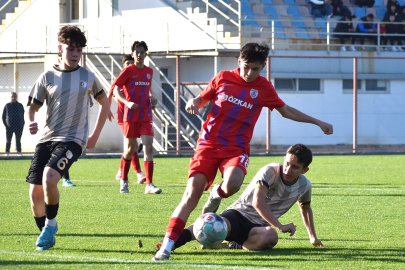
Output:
[112, 41, 161, 195]
[156, 144, 323, 253]
[153, 43, 332, 261]
[26, 25, 110, 251]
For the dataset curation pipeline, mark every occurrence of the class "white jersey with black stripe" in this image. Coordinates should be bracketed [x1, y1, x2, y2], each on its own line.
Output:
[29, 65, 104, 151]
[225, 163, 312, 226]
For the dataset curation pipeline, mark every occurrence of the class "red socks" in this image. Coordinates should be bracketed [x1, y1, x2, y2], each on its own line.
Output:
[144, 161, 153, 185]
[131, 152, 142, 173]
[165, 217, 186, 242]
[217, 183, 229, 198]
[120, 156, 131, 181]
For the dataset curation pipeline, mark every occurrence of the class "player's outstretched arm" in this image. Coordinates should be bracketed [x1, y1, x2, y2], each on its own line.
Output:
[185, 95, 209, 115]
[253, 184, 296, 236]
[275, 105, 333, 135]
[26, 103, 41, 135]
[299, 204, 324, 247]
[87, 92, 110, 149]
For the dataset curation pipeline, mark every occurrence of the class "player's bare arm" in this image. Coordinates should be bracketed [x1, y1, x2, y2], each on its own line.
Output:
[113, 85, 138, 110]
[26, 103, 41, 135]
[275, 105, 333, 135]
[87, 92, 110, 149]
[185, 95, 209, 115]
[150, 96, 158, 106]
[107, 92, 115, 121]
[299, 203, 324, 247]
[253, 183, 296, 236]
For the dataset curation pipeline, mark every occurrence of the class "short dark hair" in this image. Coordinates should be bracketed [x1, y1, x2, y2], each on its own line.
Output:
[122, 54, 134, 65]
[367, 14, 374, 19]
[58, 26, 87, 47]
[286, 144, 313, 168]
[239, 43, 269, 64]
[131, 41, 148, 52]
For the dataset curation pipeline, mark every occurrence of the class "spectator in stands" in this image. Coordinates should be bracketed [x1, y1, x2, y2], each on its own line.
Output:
[351, 14, 378, 50]
[309, 0, 333, 19]
[333, 13, 356, 51]
[353, 0, 375, 8]
[331, 0, 352, 17]
[381, 14, 404, 51]
[2, 92, 24, 156]
[399, 7, 405, 45]
[383, 3, 399, 21]
[386, 0, 401, 13]
[399, 6, 405, 21]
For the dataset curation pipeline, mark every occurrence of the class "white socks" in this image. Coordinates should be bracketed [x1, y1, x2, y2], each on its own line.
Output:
[45, 218, 56, 227]
[161, 237, 174, 253]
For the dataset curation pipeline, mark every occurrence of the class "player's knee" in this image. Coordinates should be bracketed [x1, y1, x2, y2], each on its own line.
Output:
[222, 181, 241, 196]
[261, 227, 278, 250]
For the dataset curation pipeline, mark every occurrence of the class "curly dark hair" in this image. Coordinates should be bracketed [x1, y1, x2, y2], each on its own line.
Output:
[286, 144, 313, 168]
[121, 54, 134, 65]
[57, 25, 87, 47]
[131, 41, 148, 52]
[239, 43, 269, 64]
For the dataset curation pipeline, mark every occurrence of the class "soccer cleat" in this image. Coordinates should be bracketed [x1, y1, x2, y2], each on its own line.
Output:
[202, 183, 222, 214]
[145, 183, 162, 194]
[397, 47, 405, 52]
[36, 223, 58, 248]
[137, 173, 146, 184]
[349, 46, 356, 51]
[340, 46, 346, 52]
[151, 249, 171, 261]
[17, 153, 23, 157]
[35, 237, 55, 251]
[62, 179, 76, 187]
[4, 153, 9, 157]
[120, 180, 129, 193]
[115, 170, 122, 181]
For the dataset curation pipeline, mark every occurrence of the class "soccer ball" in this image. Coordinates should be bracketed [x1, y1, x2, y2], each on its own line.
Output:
[193, 213, 228, 247]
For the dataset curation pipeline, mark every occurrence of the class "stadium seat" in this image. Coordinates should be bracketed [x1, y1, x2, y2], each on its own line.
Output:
[239, 0, 250, 3]
[271, 0, 284, 4]
[296, 28, 311, 39]
[303, 17, 316, 28]
[295, 0, 308, 4]
[275, 5, 288, 16]
[397, 0, 404, 5]
[383, 0, 388, 6]
[275, 27, 287, 38]
[252, 3, 265, 14]
[261, 0, 273, 3]
[268, 16, 283, 27]
[292, 16, 307, 28]
[376, 7, 386, 17]
[284, 0, 296, 4]
[366, 7, 377, 18]
[342, 0, 351, 6]
[287, 6, 300, 16]
[299, 6, 311, 16]
[256, 14, 269, 25]
[315, 17, 327, 28]
[280, 17, 293, 27]
[264, 5, 277, 15]
[307, 28, 320, 39]
[354, 7, 366, 18]
[319, 28, 327, 38]
[241, 4, 254, 15]
[284, 27, 296, 38]
[374, 0, 384, 6]
[249, 0, 262, 3]
[243, 15, 260, 26]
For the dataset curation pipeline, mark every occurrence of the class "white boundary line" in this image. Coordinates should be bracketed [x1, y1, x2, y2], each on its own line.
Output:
[0, 250, 282, 270]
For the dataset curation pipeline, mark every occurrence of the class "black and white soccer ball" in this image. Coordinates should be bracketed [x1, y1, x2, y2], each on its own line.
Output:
[193, 213, 228, 247]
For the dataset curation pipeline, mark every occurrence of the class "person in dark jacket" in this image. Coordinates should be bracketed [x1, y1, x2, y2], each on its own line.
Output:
[386, 0, 401, 14]
[381, 14, 404, 51]
[2, 92, 25, 156]
[351, 14, 378, 50]
[334, 13, 355, 51]
[331, 0, 352, 17]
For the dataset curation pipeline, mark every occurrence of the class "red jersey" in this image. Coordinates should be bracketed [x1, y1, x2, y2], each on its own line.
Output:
[199, 68, 285, 154]
[108, 85, 125, 124]
[113, 65, 153, 122]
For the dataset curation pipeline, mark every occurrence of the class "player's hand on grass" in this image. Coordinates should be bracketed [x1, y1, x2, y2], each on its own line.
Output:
[278, 223, 296, 236]
[185, 98, 199, 115]
[29, 122, 38, 135]
[310, 238, 324, 247]
[318, 121, 333, 135]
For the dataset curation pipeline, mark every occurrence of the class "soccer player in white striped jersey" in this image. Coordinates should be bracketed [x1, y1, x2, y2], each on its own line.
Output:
[26, 25, 110, 251]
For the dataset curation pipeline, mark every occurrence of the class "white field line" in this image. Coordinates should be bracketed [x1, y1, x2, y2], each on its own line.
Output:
[0, 250, 282, 270]
[0, 178, 404, 192]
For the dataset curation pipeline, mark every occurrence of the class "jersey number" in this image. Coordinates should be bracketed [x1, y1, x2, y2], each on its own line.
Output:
[239, 154, 250, 169]
[57, 157, 69, 170]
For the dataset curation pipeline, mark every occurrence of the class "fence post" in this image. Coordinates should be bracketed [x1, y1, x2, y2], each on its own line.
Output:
[14, 62, 19, 96]
[353, 57, 357, 153]
[176, 55, 181, 155]
[266, 56, 271, 155]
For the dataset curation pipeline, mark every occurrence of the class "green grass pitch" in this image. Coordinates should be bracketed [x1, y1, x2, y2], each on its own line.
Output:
[0, 155, 404, 269]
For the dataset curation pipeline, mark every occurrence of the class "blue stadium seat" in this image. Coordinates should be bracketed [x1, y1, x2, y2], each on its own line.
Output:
[261, 0, 273, 3]
[292, 16, 307, 28]
[241, 4, 254, 15]
[243, 15, 260, 26]
[264, 5, 277, 15]
[296, 28, 310, 39]
[315, 17, 327, 28]
[274, 27, 287, 38]
[284, 0, 296, 4]
[354, 7, 366, 18]
[287, 6, 300, 16]
[319, 28, 327, 39]
[268, 17, 282, 27]
[397, 0, 404, 5]
[374, 0, 384, 6]
[239, 0, 250, 3]
[376, 7, 386, 17]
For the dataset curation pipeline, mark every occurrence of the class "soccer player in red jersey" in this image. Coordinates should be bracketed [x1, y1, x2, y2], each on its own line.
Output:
[152, 43, 333, 261]
[109, 54, 146, 185]
[112, 41, 161, 194]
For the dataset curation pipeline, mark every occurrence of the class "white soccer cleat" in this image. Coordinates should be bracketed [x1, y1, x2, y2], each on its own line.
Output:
[120, 180, 129, 193]
[115, 170, 122, 181]
[202, 183, 223, 214]
[340, 46, 346, 51]
[145, 183, 162, 194]
[151, 249, 171, 261]
[349, 46, 356, 51]
[137, 173, 146, 184]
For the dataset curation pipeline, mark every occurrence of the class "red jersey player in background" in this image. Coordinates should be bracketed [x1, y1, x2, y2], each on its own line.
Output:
[109, 54, 147, 185]
[112, 41, 161, 195]
[152, 42, 333, 261]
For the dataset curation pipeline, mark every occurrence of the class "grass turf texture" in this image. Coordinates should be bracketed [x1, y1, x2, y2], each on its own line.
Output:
[0, 155, 404, 270]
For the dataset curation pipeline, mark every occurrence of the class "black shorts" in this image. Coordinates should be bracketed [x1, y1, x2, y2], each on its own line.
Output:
[221, 209, 262, 245]
[26, 141, 82, 185]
